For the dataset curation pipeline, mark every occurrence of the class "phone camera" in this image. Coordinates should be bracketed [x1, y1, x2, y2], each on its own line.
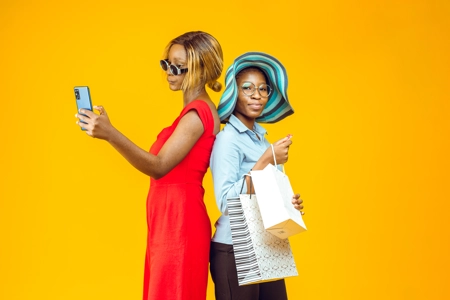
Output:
[75, 89, 80, 100]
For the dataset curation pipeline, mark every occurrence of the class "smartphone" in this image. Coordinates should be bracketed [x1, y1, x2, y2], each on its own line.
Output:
[74, 86, 93, 130]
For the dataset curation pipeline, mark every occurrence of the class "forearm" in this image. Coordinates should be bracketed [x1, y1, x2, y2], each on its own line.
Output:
[245, 148, 274, 194]
[106, 127, 162, 178]
[252, 148, 273, 171]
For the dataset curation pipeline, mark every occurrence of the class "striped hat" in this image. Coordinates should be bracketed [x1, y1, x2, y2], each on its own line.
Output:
[217, 52, 294, 123]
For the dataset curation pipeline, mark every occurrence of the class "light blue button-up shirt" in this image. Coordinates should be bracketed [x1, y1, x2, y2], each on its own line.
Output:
[210, 114, 271, 245]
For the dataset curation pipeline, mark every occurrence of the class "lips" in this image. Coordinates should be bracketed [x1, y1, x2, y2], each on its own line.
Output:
[249, 104, 262, 110]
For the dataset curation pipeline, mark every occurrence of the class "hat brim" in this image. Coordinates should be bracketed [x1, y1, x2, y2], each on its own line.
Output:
[218, 52, 294, 124]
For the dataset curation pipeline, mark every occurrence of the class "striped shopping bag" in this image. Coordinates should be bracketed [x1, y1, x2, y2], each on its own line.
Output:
[227, 192, 298, 286]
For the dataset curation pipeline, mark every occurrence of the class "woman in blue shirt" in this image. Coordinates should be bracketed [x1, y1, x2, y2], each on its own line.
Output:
[210, 52, 304, 300]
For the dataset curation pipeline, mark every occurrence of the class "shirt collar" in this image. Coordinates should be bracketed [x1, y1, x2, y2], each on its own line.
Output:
[228, 114, 267, 136]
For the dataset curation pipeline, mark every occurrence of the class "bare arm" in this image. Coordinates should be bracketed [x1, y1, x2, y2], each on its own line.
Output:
[76, 106, 204, 179]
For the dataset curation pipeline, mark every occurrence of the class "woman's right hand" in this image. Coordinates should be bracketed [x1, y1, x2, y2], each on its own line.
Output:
[270, 135, 292, 165]
[75, 105, 115, 140]
[251, 135, 292, 171]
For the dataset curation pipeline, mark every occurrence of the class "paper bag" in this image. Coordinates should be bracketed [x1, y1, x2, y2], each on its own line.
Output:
[227, 193, 298, 286]
[250, 164, 307, 239]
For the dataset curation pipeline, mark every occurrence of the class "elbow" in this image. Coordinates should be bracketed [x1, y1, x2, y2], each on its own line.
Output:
[146, 157, 168, 179]
[151, 170, 165, 180]
[149, 163, 170, 179]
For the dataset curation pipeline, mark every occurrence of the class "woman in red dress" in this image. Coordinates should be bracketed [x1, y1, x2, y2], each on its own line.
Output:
[75, 31, 223, 300]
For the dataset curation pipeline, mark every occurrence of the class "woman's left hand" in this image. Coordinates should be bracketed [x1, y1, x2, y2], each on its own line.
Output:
[292, 194, 305, 215]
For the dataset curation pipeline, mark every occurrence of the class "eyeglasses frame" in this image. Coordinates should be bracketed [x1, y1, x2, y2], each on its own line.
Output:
[239, 81, 272, 98]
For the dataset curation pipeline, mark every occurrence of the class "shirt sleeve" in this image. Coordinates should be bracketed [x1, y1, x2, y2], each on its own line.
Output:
[210, 130, 247, 215]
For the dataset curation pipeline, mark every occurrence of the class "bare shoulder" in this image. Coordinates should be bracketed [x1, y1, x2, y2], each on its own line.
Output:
[198, 99, 220, 135]
[175, 110, 204, 139]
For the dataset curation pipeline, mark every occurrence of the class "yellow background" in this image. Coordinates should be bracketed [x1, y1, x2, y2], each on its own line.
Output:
[1, 0, 449, 299]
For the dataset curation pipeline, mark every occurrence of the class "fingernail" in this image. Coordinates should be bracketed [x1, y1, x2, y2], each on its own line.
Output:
[75, 113, 78, 118]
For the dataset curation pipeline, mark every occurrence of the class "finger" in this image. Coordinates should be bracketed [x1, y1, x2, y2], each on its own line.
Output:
[78, 108, 96, 119]
[76, 122, 86, 131]
[292, 198, 303, 204]
[94, 105, 107, 116]
[79, 108, 96, 118]
[78, 114, 92, 126]
[76, 120, 90, 131]
[292, 199, 303, 205]
[293, 201, 304, 208]
[76, 113, 89, 123]
[274, 136, 290, 145]
[277, 140, 292, 151]
[280, 139, 292, 147]
[293, 203, 304, 211]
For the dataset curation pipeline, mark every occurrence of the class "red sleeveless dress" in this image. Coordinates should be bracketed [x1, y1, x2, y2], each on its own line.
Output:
[143, 100, 214, 300]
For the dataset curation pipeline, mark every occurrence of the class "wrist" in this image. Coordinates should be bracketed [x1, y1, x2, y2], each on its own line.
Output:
[106, 125, 120, 143]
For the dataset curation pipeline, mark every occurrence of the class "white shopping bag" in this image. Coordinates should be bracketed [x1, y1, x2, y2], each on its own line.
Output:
[227, 191, 298, 286]
[250, 145, 307, 239]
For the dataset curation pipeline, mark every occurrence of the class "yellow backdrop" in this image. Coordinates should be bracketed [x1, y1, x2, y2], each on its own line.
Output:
[1, 0, 449, 299]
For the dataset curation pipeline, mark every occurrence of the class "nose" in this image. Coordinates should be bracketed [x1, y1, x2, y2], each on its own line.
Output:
[251, 89, 262, 99]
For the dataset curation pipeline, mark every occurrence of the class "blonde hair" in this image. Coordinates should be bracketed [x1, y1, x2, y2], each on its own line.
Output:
[162, 31, 223, 93]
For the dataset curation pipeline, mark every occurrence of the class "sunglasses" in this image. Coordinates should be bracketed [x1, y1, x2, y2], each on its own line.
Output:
[160, 59, 188, 76]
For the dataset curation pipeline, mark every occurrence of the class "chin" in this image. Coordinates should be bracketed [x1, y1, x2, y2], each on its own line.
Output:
[169, 84, 182, 91]
[249, 111, 263, 118]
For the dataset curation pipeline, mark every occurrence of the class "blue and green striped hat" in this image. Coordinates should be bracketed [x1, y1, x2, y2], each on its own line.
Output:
[218, 52, 294, 123]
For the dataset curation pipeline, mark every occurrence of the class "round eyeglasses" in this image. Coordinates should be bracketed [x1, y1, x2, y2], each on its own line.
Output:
[160, 59, 188, 76]
[240, 82, 272, 98]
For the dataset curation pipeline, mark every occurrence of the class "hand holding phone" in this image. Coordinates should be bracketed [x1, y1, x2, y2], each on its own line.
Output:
[74, 86, 93, 131]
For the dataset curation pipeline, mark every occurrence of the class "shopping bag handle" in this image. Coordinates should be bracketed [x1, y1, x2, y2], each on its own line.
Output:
[271, 144, 286, 174]
[239, 174, 253, 195]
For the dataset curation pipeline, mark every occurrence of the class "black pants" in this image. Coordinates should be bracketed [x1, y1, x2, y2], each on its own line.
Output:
[210, 242, 288, 300]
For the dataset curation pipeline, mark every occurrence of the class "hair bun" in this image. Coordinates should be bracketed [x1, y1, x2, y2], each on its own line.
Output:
[208, 80, 222, 92]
